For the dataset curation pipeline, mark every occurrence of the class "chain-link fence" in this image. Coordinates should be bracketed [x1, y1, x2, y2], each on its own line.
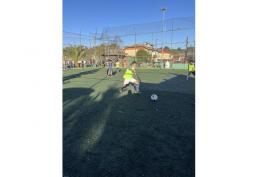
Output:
[63, 16, 195, 69]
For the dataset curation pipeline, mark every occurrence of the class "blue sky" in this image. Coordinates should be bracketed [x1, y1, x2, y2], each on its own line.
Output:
[63, 0, 195, 47]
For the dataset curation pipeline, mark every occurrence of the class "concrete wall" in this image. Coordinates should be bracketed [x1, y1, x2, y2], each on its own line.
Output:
[171, 63, 188, 70]
[124, 49, 137, 57]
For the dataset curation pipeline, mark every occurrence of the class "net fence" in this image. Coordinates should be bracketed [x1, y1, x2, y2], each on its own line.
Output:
[63, 16, 195, 69]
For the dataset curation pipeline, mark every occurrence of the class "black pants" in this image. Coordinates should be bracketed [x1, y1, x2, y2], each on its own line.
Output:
[188, 71, 195, 76]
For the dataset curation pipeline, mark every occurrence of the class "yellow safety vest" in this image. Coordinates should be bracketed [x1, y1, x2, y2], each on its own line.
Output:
[123, 69, 134, 79]
[188, 64, 195, 72]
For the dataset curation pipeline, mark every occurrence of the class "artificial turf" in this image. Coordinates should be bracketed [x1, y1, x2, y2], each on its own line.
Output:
[63, 67, 195, 177]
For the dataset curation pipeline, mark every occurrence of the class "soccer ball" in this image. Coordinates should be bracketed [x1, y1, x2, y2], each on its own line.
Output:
[151, 94, 158, 101]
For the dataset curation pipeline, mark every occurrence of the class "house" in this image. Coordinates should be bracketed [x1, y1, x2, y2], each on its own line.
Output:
[170, 47, 195, 63]
[123, 44, 154, 57]
[123, 43, 192, 64]
[172, 55, 186, 63]
[157, 49, 175, 61]
[123, 43, 163, 63]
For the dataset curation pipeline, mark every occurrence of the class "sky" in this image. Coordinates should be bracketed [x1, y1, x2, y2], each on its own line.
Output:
[63, 0, 195, 47]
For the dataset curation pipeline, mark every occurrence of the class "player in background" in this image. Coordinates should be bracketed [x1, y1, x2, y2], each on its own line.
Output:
[115, 60, 121, 73]
[187, 60, 195, 80]
[106, 60, 113, 76]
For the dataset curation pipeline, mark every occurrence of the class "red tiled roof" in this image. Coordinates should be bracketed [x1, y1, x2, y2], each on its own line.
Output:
[124, 45, 153, 51]
[160, 49, 174, 54]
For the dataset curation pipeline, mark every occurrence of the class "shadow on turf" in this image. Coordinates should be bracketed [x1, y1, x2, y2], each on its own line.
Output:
[63, 68, 101, 82]
[63, 75, 195, 177]
[140, 74, 195, 95]
[111, 69, 122, 76]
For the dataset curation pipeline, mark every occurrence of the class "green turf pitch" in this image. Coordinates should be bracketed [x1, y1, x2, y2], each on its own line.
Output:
[63, 68, 195, 177]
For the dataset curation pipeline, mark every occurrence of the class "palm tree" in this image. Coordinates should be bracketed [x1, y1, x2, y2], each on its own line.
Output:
[63, 45, 87, 68]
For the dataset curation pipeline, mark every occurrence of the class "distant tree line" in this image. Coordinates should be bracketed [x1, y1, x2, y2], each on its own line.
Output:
[63, 43, 120, 67]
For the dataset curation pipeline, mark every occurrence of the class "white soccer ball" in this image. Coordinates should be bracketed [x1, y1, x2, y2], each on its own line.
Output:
[151, 94, 158, 101]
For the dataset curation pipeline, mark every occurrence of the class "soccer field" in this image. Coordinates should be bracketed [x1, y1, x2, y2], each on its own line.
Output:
[63, 68, 195, 177]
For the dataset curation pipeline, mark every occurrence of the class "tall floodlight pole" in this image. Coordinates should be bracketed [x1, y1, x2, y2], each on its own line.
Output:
[161, 8, 167, 60]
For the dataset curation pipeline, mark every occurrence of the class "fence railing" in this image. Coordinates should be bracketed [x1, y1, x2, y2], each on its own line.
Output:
[63, 16, 195, 67]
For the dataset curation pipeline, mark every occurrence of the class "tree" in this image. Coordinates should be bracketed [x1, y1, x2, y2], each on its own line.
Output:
[63, 45, 87, 67]
[136, 49, 150, 63]
[95, 44, 105, 64]
[164, 46, 170, 50]
[63, 47, 70, 60]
